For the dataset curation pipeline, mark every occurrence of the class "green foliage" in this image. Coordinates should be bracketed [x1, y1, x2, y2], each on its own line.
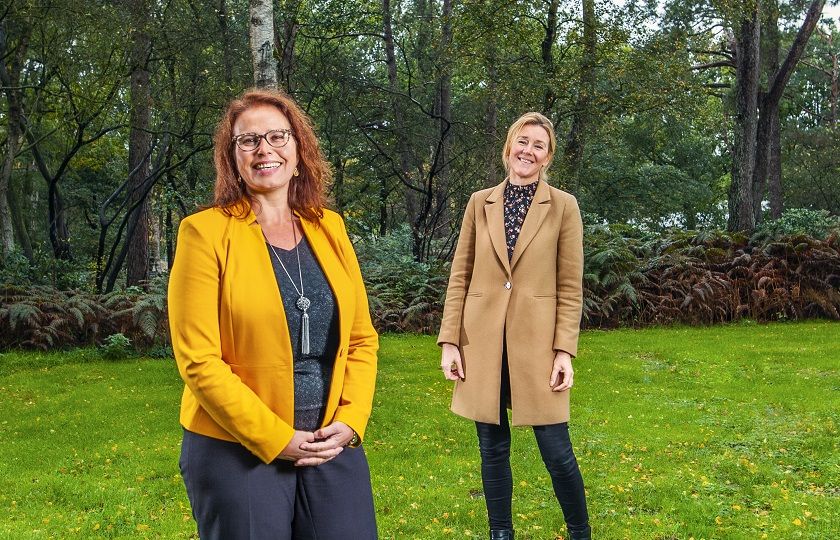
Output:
[355, 225, 450, 333]
[755, 208, 840, 241]
[100, 274, 170, 348]
[0, 276, 168, 351]
[98, 333, 133, 360]
[0, 285, 103, 350]
[2, 225, 839, 351]
[0, 249, 94, 290]
[580, 226, 840, 327]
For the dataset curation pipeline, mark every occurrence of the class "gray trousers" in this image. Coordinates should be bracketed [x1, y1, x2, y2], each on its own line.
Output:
[180, 429, 378, 540]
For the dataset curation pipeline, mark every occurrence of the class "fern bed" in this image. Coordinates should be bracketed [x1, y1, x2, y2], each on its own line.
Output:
[0, 322, 837, 539]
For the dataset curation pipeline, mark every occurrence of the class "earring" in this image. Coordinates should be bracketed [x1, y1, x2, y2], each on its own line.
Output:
[293, 167, 300, 177]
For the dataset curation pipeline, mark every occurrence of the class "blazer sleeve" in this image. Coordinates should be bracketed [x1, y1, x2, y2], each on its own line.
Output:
[168, 217, 294, 463]
[437, 193, 477, 346]
[331, 216, 379, 443]
[553, 195, 584, 356]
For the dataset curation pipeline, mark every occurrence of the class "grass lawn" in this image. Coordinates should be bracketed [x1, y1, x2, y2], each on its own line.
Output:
[0, 321, 837, 539]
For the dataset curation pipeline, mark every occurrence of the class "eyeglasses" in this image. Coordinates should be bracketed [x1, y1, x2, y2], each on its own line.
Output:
[232, 129, 294, 151]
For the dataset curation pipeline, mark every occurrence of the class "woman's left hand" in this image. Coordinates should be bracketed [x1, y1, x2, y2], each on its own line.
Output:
[550, 350, 574, 392]
[296, 421, 355, 466]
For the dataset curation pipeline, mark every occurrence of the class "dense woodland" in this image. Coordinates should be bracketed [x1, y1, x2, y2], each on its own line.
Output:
[1, 0, 840, 345]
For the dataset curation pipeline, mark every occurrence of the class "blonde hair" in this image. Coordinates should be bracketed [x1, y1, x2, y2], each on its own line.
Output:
[501, 112, 557, 182]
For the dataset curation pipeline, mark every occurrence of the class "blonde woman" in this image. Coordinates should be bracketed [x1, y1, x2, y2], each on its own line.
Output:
[438, 112, 590, 540]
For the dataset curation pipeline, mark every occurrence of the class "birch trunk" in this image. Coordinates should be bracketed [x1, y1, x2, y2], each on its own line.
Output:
[250, 0, 277, 88]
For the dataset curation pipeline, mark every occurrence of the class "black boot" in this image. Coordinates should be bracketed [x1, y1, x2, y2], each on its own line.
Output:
[568, 527, 591, 540]
[489, 530, 514, 540]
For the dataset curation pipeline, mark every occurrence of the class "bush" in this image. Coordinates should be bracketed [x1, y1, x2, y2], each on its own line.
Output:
[0, 276, 169, 352]
[755, 208, 840, 240]
[0, 249, 95, 290]
[2, 224, 838, 352]
[99, 333, 134, 360]
[355, 224, 450, 333]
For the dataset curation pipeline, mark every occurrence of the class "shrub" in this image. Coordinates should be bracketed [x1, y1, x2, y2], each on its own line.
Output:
[355, 225, 450, 333]
[754, 208, 840, 241]
[99, 333, 134, 360]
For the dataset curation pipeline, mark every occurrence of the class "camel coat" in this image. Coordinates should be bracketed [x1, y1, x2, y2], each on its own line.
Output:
[437, 179, 583, 426]
[168, 207, 378, 464]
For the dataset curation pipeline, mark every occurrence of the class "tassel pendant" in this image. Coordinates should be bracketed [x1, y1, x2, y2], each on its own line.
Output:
[301, 310, 310, 355]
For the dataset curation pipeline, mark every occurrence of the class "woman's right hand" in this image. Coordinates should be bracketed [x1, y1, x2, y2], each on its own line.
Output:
[279, 430, 344, 463]
[441, 343, 464, 380]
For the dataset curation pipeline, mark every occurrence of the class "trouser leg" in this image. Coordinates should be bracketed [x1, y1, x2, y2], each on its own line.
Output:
[532, 423, 591, 538]
[475, 350, 514, 531]
[179, 429, 295, 540]
[475, 412, 513, 530]
[293, 445, 378, 539]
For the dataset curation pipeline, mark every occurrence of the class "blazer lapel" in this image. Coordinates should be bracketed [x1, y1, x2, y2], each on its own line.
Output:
[510, 180, 551, 270]
[299, 215, 351, 345]
[484, 180, 511, 276]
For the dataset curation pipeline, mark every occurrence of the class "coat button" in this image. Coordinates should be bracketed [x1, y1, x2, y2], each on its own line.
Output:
[504, 281, 511, 290]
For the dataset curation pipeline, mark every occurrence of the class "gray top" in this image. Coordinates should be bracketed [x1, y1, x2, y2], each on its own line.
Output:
[266, 235, 339, 432]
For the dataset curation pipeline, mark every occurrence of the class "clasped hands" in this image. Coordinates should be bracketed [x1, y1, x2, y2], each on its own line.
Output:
[279, 421, 354, 467]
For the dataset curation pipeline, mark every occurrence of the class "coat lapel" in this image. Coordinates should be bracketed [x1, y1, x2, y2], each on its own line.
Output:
[510, 180, 551, 270]
[484, 180, 511, 276]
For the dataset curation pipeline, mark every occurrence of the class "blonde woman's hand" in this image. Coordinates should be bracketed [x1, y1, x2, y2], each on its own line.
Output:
[279, 430, 343, 465]
[441, 343, 464, 380]
[550, 350, 574, 392]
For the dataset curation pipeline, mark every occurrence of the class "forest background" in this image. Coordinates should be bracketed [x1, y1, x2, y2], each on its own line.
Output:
[1, 0, 840, 348]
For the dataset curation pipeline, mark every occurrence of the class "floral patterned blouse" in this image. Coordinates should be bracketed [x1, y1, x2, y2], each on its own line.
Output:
[503, 180, 539, 261]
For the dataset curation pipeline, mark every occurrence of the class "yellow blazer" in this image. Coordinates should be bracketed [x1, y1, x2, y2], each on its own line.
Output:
[168, 207, 378, 464]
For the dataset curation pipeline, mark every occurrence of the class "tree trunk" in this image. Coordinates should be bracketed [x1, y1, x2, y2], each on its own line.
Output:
[333, 156, 345, 215]
[768, 108, 782, 218]
[126, 0, 153, 287]
[382, 0, 413, 234]
[278, 0, 301, 92]
[433, 0, 453, 243]
[166, 206, 174, 271]
[217, 0, 233, 88]
[753, 0, 825, 223]
[485, 45, 500, 187]
[728, 8, 760, 232]
[563, 0, 596, 191]
[0, 137, 18, 257]
[250, 0, 277, 88]
[752, 0, 779, 224]
[541, 0, 559, 113]
[0, 21, 28, 258]
[831, 42, 838, 126]
[8, 174, 34, 260]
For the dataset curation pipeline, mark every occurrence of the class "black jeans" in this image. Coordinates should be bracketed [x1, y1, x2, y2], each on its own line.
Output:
[475, 356, 590, 537]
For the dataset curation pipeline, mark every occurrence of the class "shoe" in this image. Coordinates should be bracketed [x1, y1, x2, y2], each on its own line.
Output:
[568, 528, 591, 540]
[490, 530, 514, 540]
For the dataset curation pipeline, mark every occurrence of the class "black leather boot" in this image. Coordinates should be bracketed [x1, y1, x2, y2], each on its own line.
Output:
[568, 528, 591, 540]
[489, 530, 514, 540]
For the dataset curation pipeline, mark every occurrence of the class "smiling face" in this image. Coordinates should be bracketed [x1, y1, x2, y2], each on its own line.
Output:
[233, 104, 299, 198]
[505, 123, 551, 185]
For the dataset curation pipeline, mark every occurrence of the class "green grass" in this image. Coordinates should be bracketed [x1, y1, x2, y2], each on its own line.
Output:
[1, 321, 838, 539]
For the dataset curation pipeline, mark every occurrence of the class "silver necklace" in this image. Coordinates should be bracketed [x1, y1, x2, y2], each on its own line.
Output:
[264, 222, 311, 355]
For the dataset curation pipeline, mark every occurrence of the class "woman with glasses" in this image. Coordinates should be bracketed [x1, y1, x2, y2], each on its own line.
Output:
[438, 112, 591, 540]
[169, 88, 378, 539]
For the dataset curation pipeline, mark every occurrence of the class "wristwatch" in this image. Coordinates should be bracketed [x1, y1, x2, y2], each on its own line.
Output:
[347, 430, 361, 448]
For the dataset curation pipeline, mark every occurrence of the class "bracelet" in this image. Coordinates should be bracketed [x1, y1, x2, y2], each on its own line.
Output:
[347, 430, 361, 448]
